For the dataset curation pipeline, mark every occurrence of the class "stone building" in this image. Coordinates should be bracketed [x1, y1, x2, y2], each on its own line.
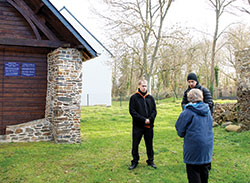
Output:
[0, 0, 97, 143]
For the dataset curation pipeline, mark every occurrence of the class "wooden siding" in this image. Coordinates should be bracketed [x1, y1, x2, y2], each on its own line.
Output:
[0, 49, 3, 134]
[0, 0, 36, 40]
[0, 47, 49, 134]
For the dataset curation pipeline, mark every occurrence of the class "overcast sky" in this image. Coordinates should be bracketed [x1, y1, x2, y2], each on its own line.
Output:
[49, 0, 249, 43]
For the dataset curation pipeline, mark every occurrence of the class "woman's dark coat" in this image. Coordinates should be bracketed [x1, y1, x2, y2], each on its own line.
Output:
[175, 102, 214, 165]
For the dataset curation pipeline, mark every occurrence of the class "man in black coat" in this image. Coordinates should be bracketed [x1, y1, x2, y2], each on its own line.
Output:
[181, 73, 214, 113]
[129, 79, 157, 170]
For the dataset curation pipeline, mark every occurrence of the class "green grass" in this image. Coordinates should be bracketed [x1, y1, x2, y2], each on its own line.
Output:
[0, 99, 249, 183]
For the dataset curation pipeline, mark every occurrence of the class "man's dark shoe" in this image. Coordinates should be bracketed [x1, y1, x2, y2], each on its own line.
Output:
[129, 163, 138, 170]
[147, 162, 157, 169]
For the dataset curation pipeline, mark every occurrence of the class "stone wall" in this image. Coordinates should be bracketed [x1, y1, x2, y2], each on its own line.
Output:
[235, 48, 250, 130]
[213, 103, 237, 125]
[5, 119, 52, 142]
[46, 48, 83, 143]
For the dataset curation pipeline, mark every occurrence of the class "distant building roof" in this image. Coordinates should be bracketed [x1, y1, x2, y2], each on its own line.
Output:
[59, 6, 113, 57]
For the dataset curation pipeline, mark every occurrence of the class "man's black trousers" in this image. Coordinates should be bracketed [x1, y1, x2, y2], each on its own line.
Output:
[131, 126, 154, 164]
[186, 163, 211, 183]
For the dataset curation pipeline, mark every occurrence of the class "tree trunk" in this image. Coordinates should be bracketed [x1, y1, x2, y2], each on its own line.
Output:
[210, 8, 219, 97]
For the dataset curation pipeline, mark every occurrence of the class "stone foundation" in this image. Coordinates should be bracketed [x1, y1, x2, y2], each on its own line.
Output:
[236, 48, 250, 131]
[4, 119, 52, 142]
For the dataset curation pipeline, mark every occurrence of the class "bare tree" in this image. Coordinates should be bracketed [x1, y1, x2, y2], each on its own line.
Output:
[157, 28, 190, 98]
[208, 0, 237, 97]
[234, 0, 250, 14]
[197, 38, 211, 88]
[221, 24, 250, 80]
[99, 0, 174, 93]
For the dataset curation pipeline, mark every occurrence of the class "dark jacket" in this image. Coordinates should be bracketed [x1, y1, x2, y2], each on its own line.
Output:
[129, 91, 157, 128]
[181, 83, 214, 113]
[175, 102, 214, 165]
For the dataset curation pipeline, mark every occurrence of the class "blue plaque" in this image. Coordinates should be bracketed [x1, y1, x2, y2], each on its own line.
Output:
[21, 63, 36, 77]
[4, 62, 19, 76]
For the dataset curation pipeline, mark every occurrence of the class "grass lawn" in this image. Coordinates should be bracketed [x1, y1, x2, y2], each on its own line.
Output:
[0, 99, 249, 183]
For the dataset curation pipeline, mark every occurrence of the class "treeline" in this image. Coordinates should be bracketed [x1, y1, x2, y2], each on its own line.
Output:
[111, 24, 249, 98]
[95, 0, 249, 99]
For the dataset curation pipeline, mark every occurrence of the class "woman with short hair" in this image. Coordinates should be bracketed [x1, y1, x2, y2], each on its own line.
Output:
[175, 88, 214, 183]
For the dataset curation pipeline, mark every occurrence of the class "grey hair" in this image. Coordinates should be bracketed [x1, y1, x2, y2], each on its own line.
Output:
[138, 79, 147, 85]
[187, 89, 203, 103]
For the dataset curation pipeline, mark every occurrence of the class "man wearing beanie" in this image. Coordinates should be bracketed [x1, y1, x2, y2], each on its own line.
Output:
[181, 73, 214, 113]
[129, 79, 157, 170]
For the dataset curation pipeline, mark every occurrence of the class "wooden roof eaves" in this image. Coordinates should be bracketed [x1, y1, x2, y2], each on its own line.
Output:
[6, 0, 41, 40]
[0, 38, 64, 48]
[15, 0, 59, 41]
[41, 0, 97, 58]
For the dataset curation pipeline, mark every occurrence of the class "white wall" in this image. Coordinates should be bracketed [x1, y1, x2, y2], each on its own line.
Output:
[81, 52, 112, 106]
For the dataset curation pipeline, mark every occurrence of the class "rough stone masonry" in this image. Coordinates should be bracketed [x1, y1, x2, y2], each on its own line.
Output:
[46, 48, 83, 143]
[236, 48, 250, 130]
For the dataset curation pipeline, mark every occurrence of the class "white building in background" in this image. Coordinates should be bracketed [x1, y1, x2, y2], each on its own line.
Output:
[60, 7, 113, 106]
